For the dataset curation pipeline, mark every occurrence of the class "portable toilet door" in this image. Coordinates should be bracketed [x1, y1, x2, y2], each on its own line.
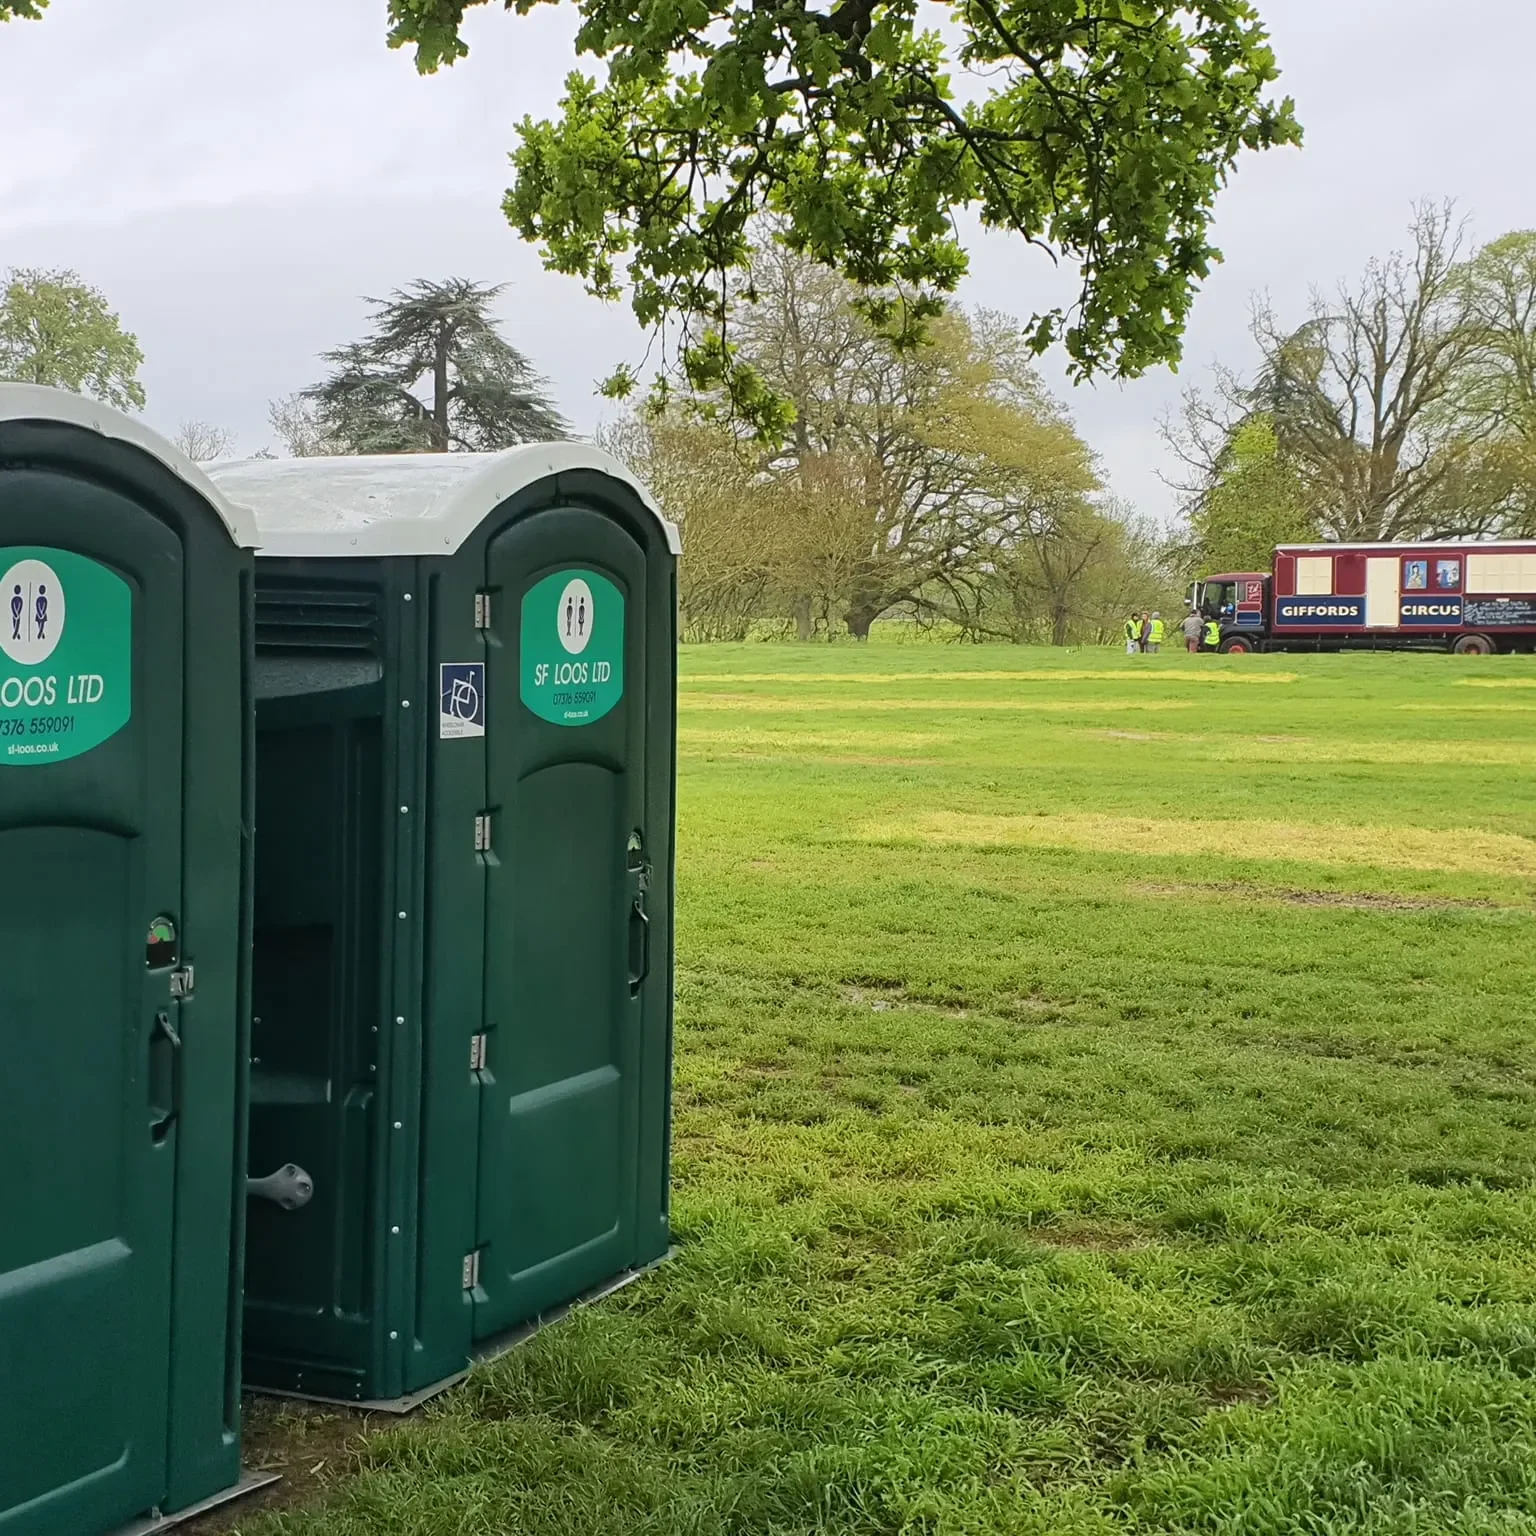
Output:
[472, 483, 666, 1334]
[0, 387, 257, 1536]
[425, 456, 679, 1365]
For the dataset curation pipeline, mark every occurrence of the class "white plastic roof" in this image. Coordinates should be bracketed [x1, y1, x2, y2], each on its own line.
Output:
[207, 444, 680, 559]
[0, 383, 258, 548]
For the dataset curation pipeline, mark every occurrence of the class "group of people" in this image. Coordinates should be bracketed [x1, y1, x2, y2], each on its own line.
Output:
[1124, 609, 1221, 655]
[1123, 610, 1165, 653]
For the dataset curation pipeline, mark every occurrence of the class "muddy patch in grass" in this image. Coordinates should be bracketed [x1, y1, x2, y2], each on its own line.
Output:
[1205, 1380, 1274, 1410]
[874, 809, 1536, 879]
[1129, 880, 1519, 912]
[181, 1398, 379, 1534]
[995, 992, 1068, 1024]
[743, 1060, 794, 1078]
[841, 980, 977, 1019]
[706, 749, 935, 767]
[1025, 1222, 1152, 1253]
[840, 978, 905, 1006]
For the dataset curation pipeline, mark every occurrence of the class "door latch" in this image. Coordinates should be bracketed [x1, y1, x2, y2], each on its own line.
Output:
[169, 965, 195, 1000]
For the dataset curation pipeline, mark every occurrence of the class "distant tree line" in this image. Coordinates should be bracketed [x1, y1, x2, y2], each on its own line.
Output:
[0, 251, 1174, 643]
[1166, 204, 1536, 575]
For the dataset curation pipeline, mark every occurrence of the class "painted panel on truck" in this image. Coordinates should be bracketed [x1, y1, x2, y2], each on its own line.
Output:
[1235, 577, 1265, 627]
[1465, 597, 1536, 627]
[1400, 598, 1463, 626]
[1334, 552, 1366, 595]
[1275, 597, 1364, 627]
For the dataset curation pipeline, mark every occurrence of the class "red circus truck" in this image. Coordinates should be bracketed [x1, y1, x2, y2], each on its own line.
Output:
[1188, 541, 1536, 655]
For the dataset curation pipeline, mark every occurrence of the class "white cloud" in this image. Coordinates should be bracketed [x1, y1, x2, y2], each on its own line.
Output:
[2, 0, 1533, 509]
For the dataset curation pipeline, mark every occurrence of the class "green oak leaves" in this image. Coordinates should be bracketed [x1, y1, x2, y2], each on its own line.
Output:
[393, 0, 1301, 432]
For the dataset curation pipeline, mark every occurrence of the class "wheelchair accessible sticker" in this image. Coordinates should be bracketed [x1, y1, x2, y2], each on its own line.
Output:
[440, 661, 485, 739]
[0, 546, 131, 766]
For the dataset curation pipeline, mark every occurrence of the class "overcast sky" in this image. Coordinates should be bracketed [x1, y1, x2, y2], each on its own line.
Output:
[2, 0, 1533, 523]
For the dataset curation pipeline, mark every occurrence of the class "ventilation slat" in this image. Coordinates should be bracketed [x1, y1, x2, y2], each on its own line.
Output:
[255, 584, 382, 658]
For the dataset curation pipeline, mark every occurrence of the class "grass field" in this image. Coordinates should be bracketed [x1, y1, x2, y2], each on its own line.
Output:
[237, 645, 1536, 1536]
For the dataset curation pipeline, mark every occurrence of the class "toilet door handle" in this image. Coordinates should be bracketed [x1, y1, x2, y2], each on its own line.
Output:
[628, 897, 651, 993]
[148, 1011, 181, 1142]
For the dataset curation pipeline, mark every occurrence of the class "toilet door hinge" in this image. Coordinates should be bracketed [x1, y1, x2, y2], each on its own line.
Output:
[474, 592, 491, 630]
[169, 965, 195, 1000]
[474, 814, 492, 853]
[469, 1034, 488, 1072]
[462, 1249, 482, 1290]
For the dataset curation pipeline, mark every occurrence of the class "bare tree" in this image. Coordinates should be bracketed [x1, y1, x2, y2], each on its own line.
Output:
[1167, 205, 1500, 545]
[266, 393, 341, 458]
[1260, 204, 1491, 537]
[171, 419, 237, 462]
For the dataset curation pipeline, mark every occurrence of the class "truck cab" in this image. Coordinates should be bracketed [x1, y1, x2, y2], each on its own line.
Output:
[1187, 573, 1270, 652]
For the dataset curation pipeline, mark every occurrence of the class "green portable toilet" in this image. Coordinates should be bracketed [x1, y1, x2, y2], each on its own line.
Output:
[0, 387, 260, 1534]
[206, 446, 677, 1405]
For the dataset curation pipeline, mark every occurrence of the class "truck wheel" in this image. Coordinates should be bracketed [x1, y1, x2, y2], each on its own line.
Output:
[1219, 634, 1258, 654]
[1453, 633, 1494, 656]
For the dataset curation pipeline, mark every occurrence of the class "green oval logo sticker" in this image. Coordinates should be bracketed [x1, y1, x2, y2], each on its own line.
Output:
[0, 546, 131, 766]
[520, 568, 624, 727]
